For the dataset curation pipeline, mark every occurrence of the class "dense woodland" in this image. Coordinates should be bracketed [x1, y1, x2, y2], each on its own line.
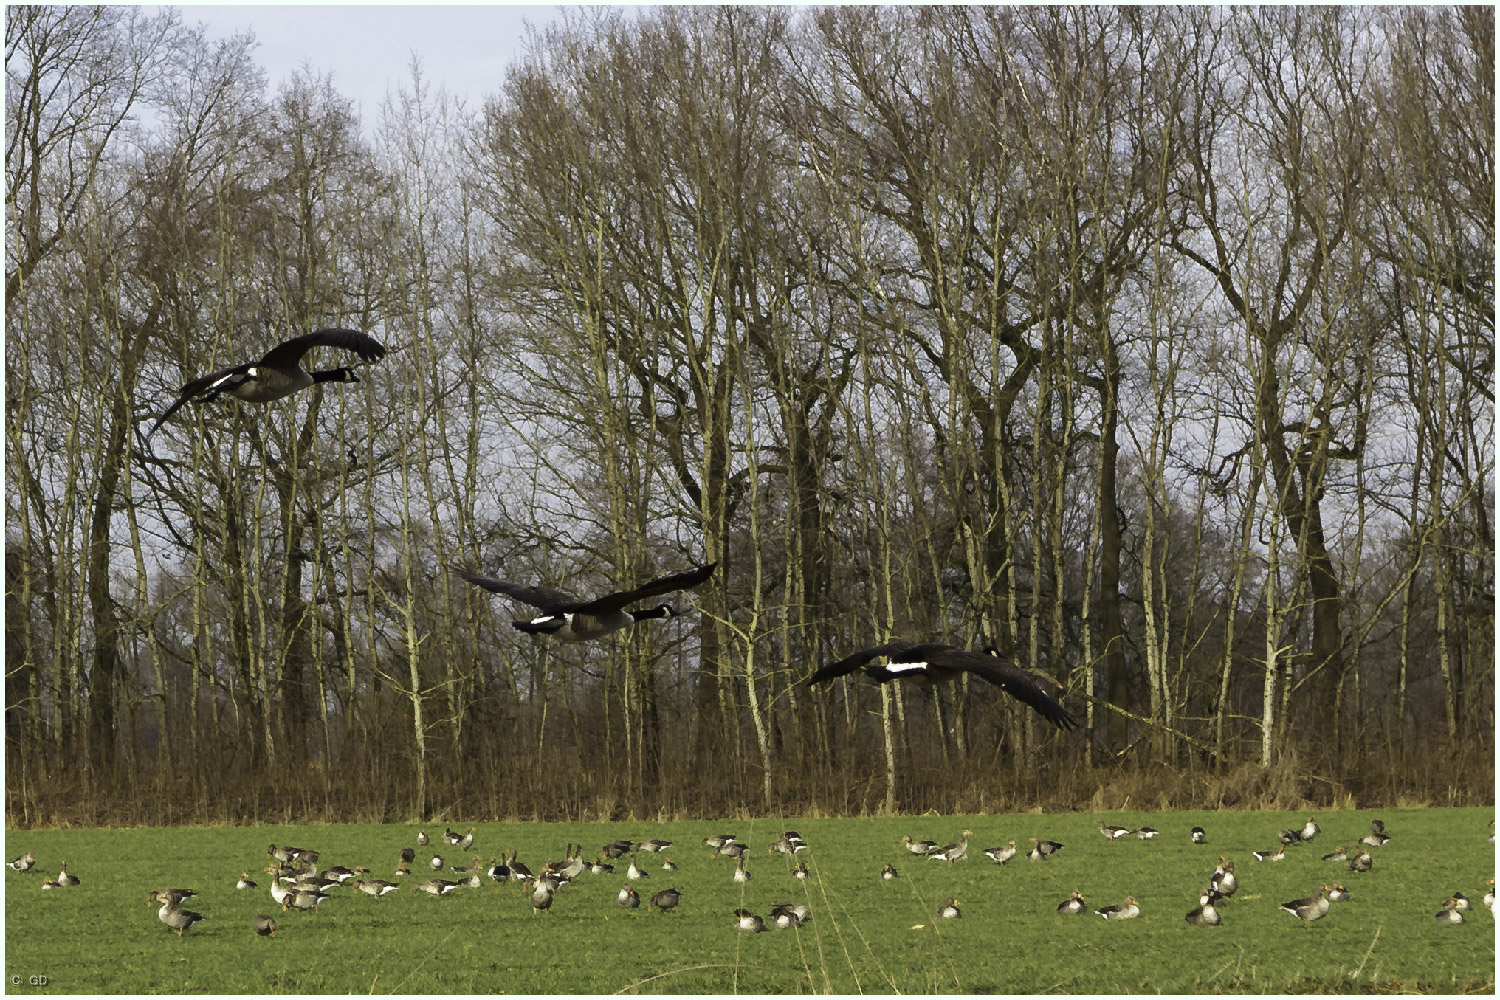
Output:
[5, 6, 1493, 826]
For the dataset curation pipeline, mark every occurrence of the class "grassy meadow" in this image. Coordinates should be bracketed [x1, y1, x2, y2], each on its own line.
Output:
[5, 808, 1494, 994]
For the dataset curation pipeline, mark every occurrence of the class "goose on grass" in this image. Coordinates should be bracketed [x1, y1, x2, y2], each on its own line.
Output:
[928, 830, 972, 865]
[1057, 890, 1087, 915]
[734, 908, 767, 932]
[901, 836, 938, 856]
[1281, 886, 1330, 929]
[147, 329, 385, 438]
[770, 903, 808, 929]
[1096, 896, 1140, 920]
[451, 563, 717, 642]
[984, 840, 1018, 865]
[805, 642, 1075, 729]
[649, 888, 681, 912]
[152, 893, 207, 938]
[1185, 897, 1221, 925]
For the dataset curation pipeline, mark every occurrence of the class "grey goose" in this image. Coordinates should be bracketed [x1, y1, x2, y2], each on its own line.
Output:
[1281, 886, 1330, 929]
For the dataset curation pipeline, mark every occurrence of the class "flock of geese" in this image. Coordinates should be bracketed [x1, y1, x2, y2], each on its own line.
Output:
[92, 330, 1486, 954]
[139, 328, 1084, 728]
[1076, 815, 1492, 929]
[9, 813, 1493, 945]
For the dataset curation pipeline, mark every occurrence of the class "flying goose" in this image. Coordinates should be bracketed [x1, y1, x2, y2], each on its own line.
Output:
[147, 329, 385, 438]
[806, 643, 1075, 729]
[452, 562, 717, 642]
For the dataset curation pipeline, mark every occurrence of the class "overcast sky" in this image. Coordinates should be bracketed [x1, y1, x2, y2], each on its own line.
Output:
[171, 5, 566, 118]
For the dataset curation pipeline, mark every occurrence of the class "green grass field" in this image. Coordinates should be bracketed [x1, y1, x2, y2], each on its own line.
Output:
[5, 808, 1494, 994]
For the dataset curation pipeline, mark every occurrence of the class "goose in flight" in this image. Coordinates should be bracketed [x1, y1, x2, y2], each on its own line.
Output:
[451, 562, 717, 641]
[147, 328, 385, 438]
[805, 642, 1075, 730]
